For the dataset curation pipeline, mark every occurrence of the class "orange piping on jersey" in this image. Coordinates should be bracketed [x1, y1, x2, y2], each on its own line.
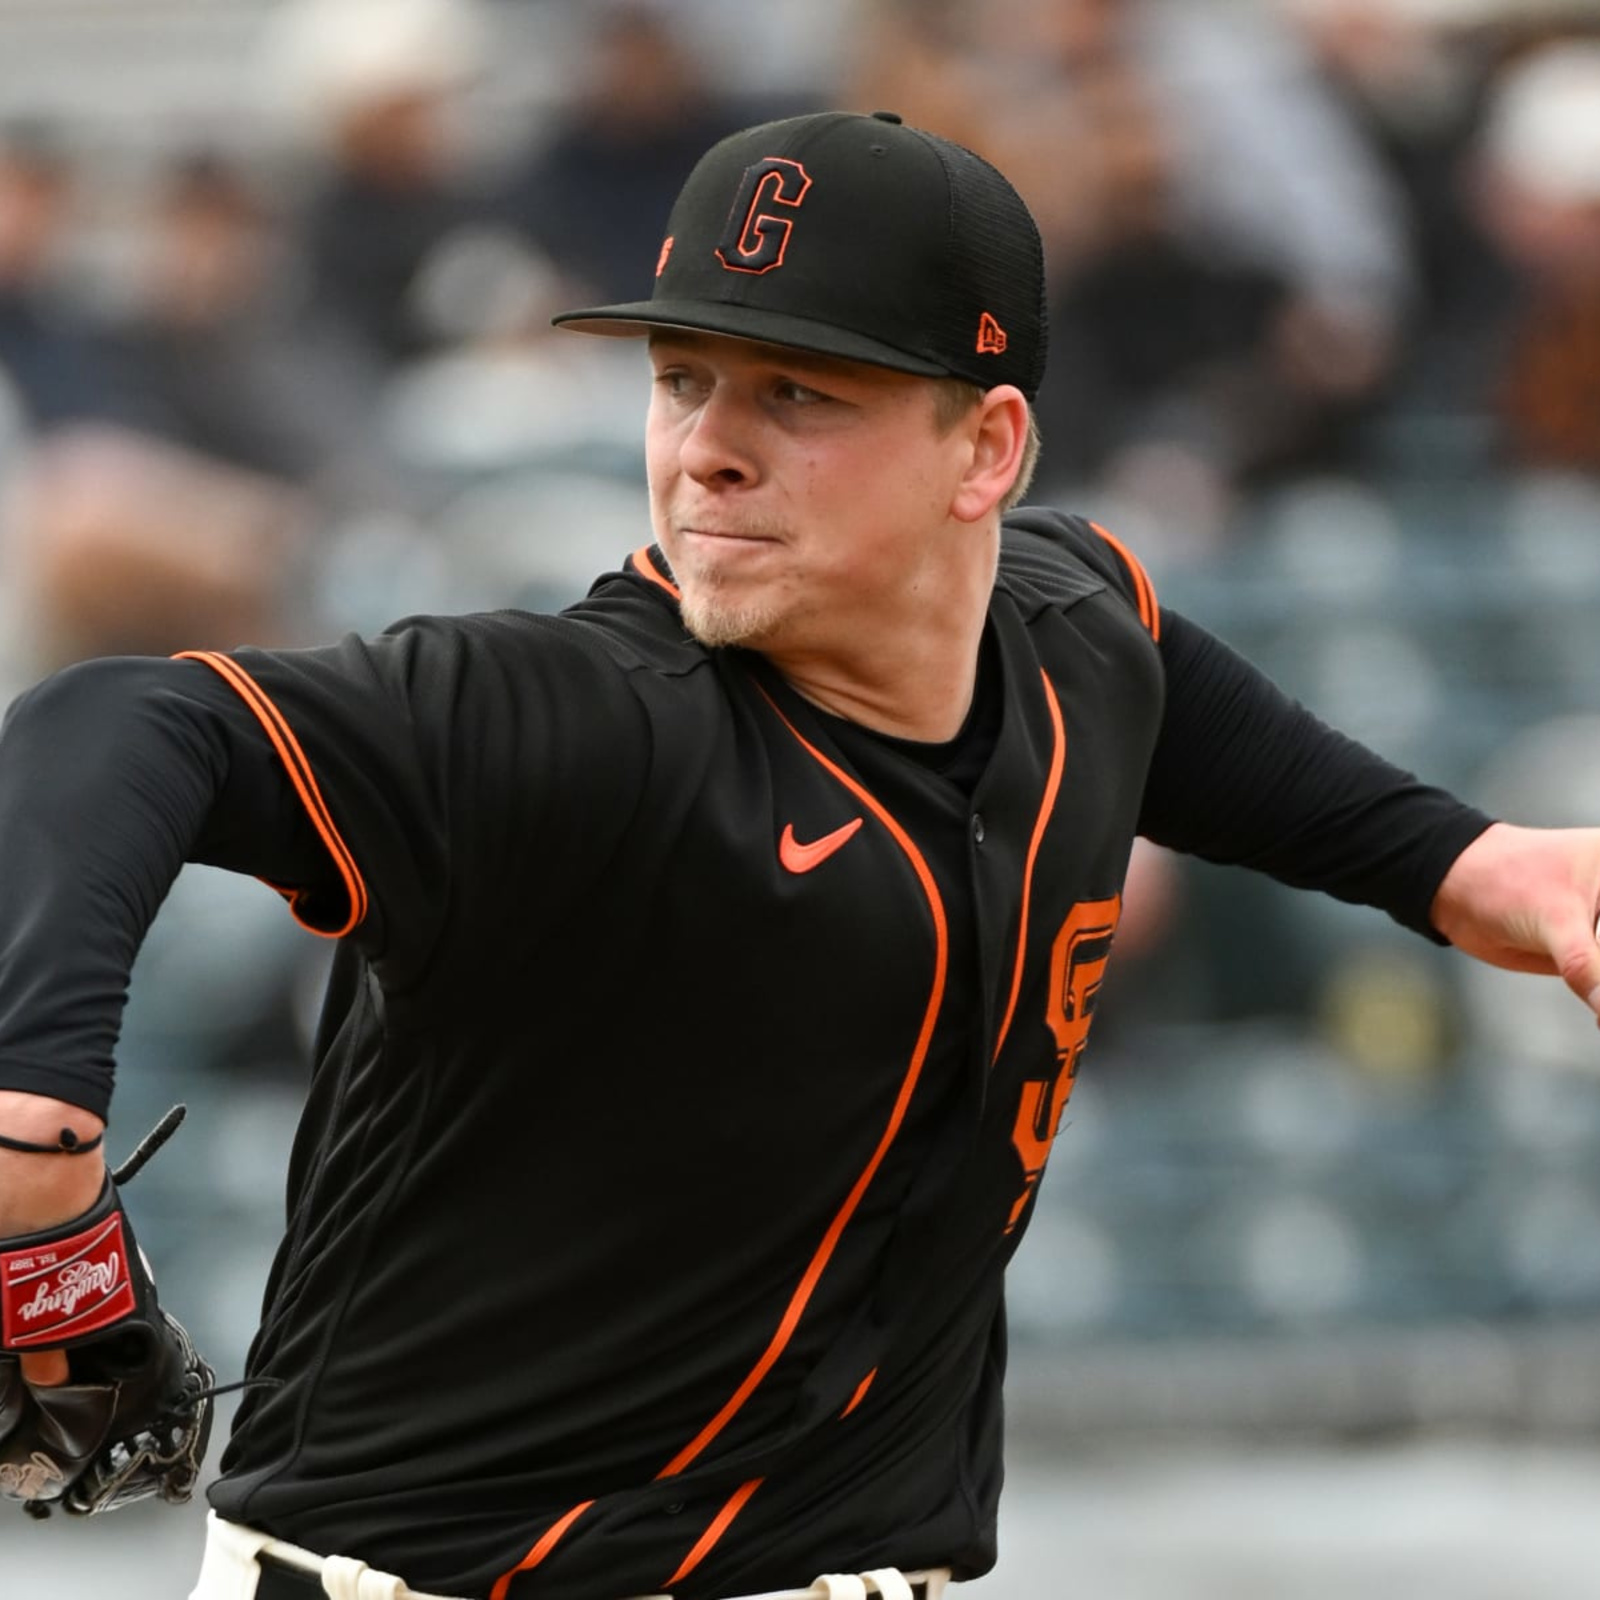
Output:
[630, 545, 682, 600]
[1087, 521, 1160, 642]
[841, 1368, 878, 1419]
[991, 672, 1067, 1064]
[174, 651, 368, 937]
[662, 1477, 766, 1590]
[654, 687, 951, 1481]
[489, 1499, 596, 1600]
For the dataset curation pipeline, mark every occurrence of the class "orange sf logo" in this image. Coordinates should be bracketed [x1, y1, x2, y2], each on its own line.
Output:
[1005, 895, 1121, 1232]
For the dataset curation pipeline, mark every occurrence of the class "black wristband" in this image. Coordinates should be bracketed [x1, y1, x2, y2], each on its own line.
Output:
[0, 1127, 104, 1156]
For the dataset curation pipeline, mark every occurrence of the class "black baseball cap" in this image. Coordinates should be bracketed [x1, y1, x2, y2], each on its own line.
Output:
[553, 110, 1048, 400]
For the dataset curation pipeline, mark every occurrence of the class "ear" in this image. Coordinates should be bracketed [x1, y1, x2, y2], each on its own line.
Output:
[950, 385, 1031, 524]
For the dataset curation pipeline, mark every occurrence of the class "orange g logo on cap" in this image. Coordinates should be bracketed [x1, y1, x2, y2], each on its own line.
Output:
[715, 156, 813, 275]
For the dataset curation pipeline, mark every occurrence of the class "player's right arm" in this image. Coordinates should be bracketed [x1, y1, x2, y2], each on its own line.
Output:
[0, 634, 470, 1481]
[0, 607, 645, 1171]
[0, 655, 343, 1140]
[0, 655, 338, 1418]
[0, 610, 631, 1158]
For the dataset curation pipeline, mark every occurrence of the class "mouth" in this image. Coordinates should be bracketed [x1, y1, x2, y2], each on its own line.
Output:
[675, 526, 784, 554]
[678, 525, 778, 541]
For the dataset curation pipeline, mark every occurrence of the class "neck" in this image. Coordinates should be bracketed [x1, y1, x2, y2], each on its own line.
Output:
[765, 540, 996, 742]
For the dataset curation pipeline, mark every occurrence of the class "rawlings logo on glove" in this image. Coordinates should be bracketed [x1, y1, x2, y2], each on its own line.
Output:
[0, 1109, 215, 1519]
[2, 1213, 135, 1344]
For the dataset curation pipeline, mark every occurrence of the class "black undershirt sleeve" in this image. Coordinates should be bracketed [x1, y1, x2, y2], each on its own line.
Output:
[1139, 608, 1495, 941]
[0, 656, 336, 1118]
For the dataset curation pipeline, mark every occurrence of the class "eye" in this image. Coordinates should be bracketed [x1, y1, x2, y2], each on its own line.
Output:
[653, 367, 699, 400]
[773, 378, 829, 406]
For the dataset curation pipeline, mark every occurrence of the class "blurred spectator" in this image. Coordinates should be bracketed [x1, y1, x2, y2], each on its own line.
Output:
[656, 0, 856, 102]
[831, 0, 995, 153]
[993, 0, 1414, 346]
[492, 2, 787, 306]
[260, 0, 492, 368]
[0, 133, 314, 674]
[1470, 38, 1600, 472]
[1288, 2, 1493, 345]
[3, 423, 308, 669]
[994, 66, 1302, 528]
[0, 123, 145, 432]
[109, 150, 390, 509]
[374, 228, 657, 618]
[380, 229, 646, 477]
[845, 0, 1413, 547]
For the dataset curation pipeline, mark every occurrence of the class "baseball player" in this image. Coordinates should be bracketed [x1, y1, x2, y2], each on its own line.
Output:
[3, 110, 1600, 1600]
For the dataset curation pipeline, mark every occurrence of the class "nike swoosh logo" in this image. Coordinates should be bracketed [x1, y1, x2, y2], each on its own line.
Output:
[779, 817, 864, 874]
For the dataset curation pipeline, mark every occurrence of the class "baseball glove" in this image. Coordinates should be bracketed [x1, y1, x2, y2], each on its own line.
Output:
[0, 1108, 214, 1518]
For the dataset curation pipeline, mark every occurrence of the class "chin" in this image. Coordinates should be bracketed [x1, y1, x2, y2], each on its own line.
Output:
[679, 588, 786, 650]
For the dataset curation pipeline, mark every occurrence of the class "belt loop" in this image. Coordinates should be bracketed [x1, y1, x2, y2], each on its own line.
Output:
[814, 1579, 868, 1600]
[319, 1555, 403, 1600]
[862, 1573, 913, 1600]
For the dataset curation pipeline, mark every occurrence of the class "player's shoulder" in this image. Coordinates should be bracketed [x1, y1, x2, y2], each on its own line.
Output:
[999, 506, 1161, 641]
[378, 546, 708, 681]
[559, 544, 713, 677]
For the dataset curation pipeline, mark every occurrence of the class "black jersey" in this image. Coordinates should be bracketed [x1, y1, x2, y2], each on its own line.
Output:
[0, 511, 1491, 1599]
[182, 510, 1169, 1599]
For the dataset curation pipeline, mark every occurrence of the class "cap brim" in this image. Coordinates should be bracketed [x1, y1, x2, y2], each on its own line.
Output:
[552, 299, 952, 379]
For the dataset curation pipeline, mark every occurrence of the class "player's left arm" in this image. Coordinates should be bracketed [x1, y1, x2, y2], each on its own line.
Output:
[1138, 607, 1491, 937]
[1430, 823, 1600, 1015]
[1139, 609, 1600, 1018]
[1013, 508, 1600, 1017]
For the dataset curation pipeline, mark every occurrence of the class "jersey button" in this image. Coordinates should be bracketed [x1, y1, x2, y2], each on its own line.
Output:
[971, 813, 986, 844]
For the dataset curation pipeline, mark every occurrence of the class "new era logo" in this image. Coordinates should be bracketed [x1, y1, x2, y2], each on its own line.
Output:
[977, 312, 1008, 355]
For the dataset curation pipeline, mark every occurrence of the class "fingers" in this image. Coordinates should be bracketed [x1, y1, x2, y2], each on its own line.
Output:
[19, 1350, 69, 1388]
[1545, 903, 1600, 1020]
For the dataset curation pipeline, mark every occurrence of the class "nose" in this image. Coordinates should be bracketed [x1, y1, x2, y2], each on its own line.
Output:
[677, 384, 759, 489]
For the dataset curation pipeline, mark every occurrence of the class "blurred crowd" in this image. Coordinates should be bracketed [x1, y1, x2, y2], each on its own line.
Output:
[5, 0, 1600, 1356]
[0, 0, 1597, 677]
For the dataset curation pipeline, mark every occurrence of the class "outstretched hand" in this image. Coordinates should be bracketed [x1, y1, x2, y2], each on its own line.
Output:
[1430, 822, 1600, 1019]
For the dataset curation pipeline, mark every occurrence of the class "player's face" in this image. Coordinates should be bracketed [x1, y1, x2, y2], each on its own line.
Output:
[645, 333, 977, 655]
